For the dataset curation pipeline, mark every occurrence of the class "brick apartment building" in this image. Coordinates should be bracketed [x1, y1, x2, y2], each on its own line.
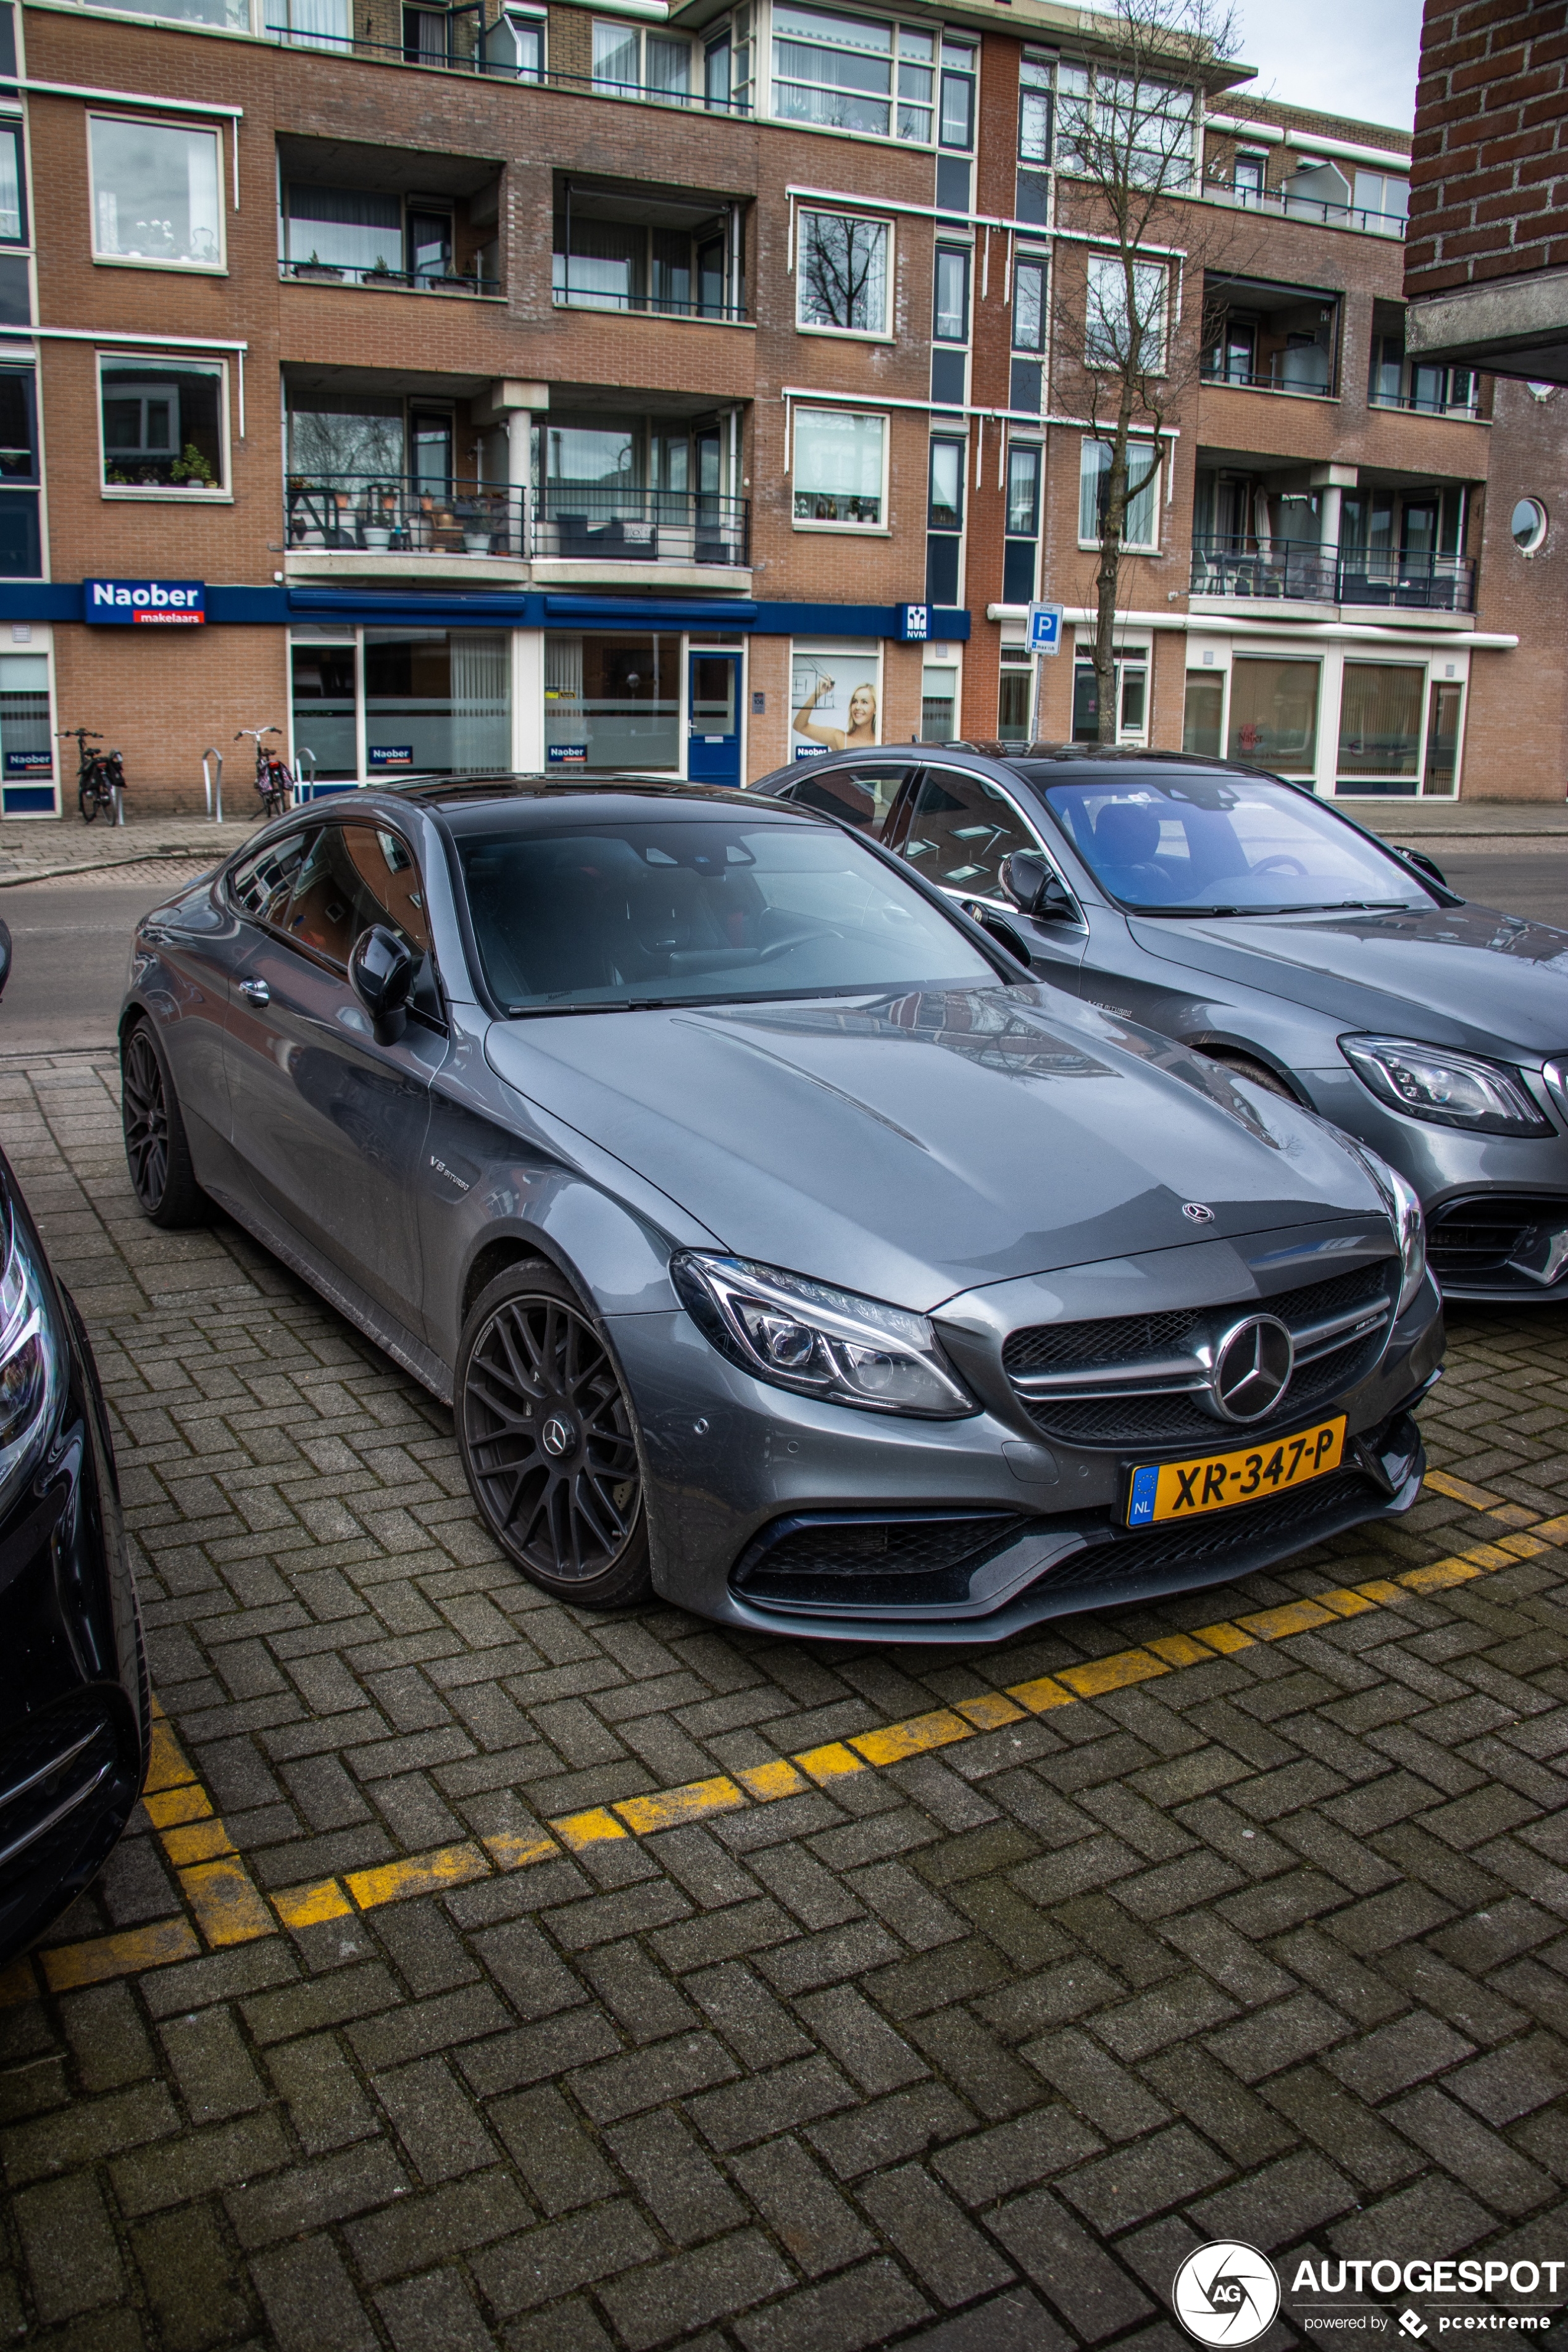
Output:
[0, 0, 1556, 811]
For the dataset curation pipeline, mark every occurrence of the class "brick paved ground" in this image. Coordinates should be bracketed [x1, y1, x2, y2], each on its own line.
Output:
[1, 1049, 1567, 2350]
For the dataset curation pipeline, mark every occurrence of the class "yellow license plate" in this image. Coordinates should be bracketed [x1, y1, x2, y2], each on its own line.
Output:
[1126, 1417, 1346, 1527]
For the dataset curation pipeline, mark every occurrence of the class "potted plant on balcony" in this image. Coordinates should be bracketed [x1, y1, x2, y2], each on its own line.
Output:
[364, 254, 402, 288]
[293, 249, 344, 281]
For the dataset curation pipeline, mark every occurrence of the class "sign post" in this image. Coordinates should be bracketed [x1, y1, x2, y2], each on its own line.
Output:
[1025, 601, 1064, 744]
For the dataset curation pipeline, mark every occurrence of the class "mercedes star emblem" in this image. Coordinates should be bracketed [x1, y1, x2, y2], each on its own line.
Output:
[1209, 1315, 1294, 1424]
[1182, 1203, 1216, 1224]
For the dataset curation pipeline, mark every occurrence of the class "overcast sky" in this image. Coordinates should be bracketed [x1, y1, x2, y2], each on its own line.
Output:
[1224, 0, 1423, 130]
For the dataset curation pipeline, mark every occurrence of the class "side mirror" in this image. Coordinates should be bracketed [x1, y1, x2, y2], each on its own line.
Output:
[349, 924, 414, 1045]
[1000, 849, 1075, 920]
[1397, 845, 1448, 888]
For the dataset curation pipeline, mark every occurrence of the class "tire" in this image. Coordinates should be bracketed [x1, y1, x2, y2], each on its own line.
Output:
[456, 1260, 652, 1608]
[79, 782, 99, 824]
[1199, 1048, 1299, 1104]
[121, 1018, 207, 1228]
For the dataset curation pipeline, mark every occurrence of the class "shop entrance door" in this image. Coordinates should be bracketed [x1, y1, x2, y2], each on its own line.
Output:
[686, 652, 741, 786]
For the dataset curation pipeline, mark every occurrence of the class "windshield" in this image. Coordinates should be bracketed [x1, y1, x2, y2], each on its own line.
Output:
[1034, 771, 1432, 915]
[457, 816, 997, 1011]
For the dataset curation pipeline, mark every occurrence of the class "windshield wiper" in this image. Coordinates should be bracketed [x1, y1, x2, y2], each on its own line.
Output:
[1129, 898, 1414, 919]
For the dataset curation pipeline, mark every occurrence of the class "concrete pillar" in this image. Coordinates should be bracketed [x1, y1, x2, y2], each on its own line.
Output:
[1311, 461, 1357, 596]
[474, 380, 548, 556]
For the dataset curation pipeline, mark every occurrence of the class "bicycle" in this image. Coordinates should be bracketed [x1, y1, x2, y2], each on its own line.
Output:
[236, 727, 294, 820]
[57, 728, 126, 824]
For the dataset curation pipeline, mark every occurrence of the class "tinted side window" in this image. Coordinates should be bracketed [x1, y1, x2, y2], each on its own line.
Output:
[284, 824, 432, 967]
[229, 831, 309, 926]
[778, 764, 909, 836]
[901, 768, 1042, 895]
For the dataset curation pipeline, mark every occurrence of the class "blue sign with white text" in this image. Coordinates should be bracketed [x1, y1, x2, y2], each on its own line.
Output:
[896, 604, 930, 642]
[1026, 602, 1064, 656]
[1127, 1466, 1159, 1526]
[368, 745, 414, 768]
[85, 579, 206, 627]
[4, 751, 51, 774]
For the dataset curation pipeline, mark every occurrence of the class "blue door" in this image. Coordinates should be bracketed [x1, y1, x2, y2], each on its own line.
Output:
[686, 653, 741, 787]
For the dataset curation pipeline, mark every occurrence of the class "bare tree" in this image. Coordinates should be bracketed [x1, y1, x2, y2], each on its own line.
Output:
[798, 212, 889, 332]
[1051, 0, 1240, 742]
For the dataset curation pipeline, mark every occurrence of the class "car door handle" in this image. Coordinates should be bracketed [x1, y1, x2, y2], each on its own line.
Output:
[239, 979, 270, 1005]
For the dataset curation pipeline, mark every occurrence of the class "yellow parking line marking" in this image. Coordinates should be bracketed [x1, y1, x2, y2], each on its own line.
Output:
[1425, 1467, 1511, 1512]
[18, 1522, 1558, 1999]
[346, 1845, 491, 1908]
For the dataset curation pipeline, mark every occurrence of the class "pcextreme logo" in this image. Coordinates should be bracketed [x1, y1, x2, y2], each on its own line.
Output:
[1172, 2242, 1283, 2345]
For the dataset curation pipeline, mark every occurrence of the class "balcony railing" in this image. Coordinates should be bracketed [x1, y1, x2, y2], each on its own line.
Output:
[264, 21, 754, 110]
[1190, 538, 1476, 614]
[1201, 357, 1338, 399]
[1205, 181, 1406, 238]
[280, 259, 499, 296]
[283, 473, 751, 567]
[552, 287, 749, 323]
[1368, 388, 1482, 421]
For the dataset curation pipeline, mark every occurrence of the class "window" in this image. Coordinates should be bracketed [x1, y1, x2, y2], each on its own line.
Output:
[933, 245, 969, 341]
[1070, 648, 1148, 744]
[1227, 655, 1319, 777]
[556, 190, 736, 320]
[1004, 444, 1040, 604]
[278, 0, 349, 48]
[593, 21, 691, 101]
[231, 832, 311, 927]
[0, 368, 37, 578]
[365, 629, 510, 775]
[90, 117, 223, 270]
[705, 33, 732, 107]
[1086, 253, 1166, 372]
[1182, 670, 1224, 756]
[1513, 496, 1548, 555]
[901, 767, 1041, 896]
[791, 641, 881, 753]
[926, 435, 964, 604]
[998, 648, 1032, 743]
[101, 355, 225, 494]
[87, 0, 246, 28]
[546, 632, 680, 771]
[1013, 256, 1045, 354]
[793, 407, 885, 527]
[482, 10, 544, 79]
[1424, 680, 1462, 796]
[777, 762, 908, 833]
[1233, 151, 1265, 201]
[939, 39, 975, 149]
[772, 7, 935, 141]
[921, 661, 958, 743]
[1078, 438, 1159, 551]
[1337, 662, 1423, 788]
[1018, 52, 1051, 164]
[0, 125, 24, 245]
[797, 211, 890, 335]
[282, 187, 402, 280]
[1352, 169, 1408, 233]
[291, 635, 357, 780]
[284, 823, 435, 967]
[1057, 62, 1196, 188]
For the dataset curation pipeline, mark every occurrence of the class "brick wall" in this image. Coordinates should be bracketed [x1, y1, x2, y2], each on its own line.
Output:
[1407, 0, 1568, 300]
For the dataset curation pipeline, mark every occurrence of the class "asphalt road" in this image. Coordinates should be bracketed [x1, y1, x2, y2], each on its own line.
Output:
[0, 849, 1564, 1061]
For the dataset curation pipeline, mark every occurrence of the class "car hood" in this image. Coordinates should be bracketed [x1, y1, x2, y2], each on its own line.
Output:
[485, 985, 1383, 1311]
[1128, 899, 1568, 1056]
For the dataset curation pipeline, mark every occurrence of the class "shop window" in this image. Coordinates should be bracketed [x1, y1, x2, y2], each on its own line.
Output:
[1004, 443, 1041, 604]
[0, 653, 51, 811]
[796, 211, 891, 336]
[101, 356, 225, 494]
[791, 641, 881, 754]
[1424, 681, 1462, 796]
[921, 661, 957, 743]
[793, 407, 885, 527]
[291, 634, 357, 780]
[89, 117, 223, 270]
[998, 648, 1032, 743]
[365, 630, 511, 775]
[1078, 437, 1159, 551]
[545, 632, 679, 771]
[1183, 670, 1224, 757]
[1337, 661, 1423, 792]
[1227, 654, 1319, 778]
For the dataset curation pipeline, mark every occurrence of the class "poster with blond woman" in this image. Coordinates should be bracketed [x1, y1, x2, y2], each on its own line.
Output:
[791, 650, 881, 754]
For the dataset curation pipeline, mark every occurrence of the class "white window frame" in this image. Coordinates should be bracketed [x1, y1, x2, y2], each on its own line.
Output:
[591, 20, 694, 102]
[1077, 436, 1160, 553]
[1085, 251, 1167, 375]
[790, 405, 890, 533]
[97, 351, 232, 502]
[88, 114, 227, 275]
[795, 209, 894, 340]
[770, 10, 945, 147]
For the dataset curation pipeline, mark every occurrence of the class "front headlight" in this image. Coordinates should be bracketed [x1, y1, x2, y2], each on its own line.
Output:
[1346, 1141, 1428, 1316]
[671, 1254, 976, 1419]
[0, 1195, 62, 1508]
[1341, 1035, 1552, 1138]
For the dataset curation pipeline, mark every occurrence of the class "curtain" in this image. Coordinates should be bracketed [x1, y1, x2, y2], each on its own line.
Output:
[287, 0, 350, 51]
[451, 635, 511, 773]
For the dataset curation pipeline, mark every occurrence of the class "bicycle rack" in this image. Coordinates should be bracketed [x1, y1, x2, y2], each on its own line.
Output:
[115, 783, 125, 828]
[297, 746, 318, 801]
[201, 749, 224, 824]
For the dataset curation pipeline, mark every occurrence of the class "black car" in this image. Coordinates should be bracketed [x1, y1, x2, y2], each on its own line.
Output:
[752, 743, 1568, 1303]
[0, 920, 148, 1965]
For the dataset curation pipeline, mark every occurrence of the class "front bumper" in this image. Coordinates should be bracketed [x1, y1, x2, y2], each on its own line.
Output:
[611, 1251, 1443, 1643]
[0, 1286, 148, 1964]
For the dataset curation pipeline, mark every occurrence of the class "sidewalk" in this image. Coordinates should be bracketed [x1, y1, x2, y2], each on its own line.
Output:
[0, 810, 262, 886]
[1338, 798, 1568, 841]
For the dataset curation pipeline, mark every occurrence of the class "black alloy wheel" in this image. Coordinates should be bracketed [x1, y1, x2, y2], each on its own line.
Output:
[121, 1020, 206, 1228]
[457, 1261, 651, 1607]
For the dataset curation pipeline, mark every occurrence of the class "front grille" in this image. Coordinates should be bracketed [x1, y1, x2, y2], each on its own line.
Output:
[1004, 1260, 1395, 1450]
[733, 1511, 1031, 1609]
[1428, 1193, 1568, 1293]
[0, 1691, 139, 1952]
[1028, 1468, 1383, 1604]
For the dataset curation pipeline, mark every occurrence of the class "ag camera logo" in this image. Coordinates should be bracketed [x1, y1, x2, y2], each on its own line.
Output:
[1172, 2242, 1282, 2345]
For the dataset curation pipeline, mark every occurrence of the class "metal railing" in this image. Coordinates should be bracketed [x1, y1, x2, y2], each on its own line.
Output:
[1368, 386, 1482, 420]
[552, 286, 748, 323]
[1201, 357, 1338, 399]
[280, 259, 499, 296]
[282, 473, 751, 566]
[1190, 538, 1477, 614]
[1204, 181, 1406, 238]
[264, 20, 754, 111]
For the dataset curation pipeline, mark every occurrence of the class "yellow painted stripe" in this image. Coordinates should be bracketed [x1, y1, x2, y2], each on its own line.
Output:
[735, 1758, 809, 1802]
[615, 1776, 746, 1835]
[1526, 1511, 1568, 1546]
[955, 1692, 1026, 1730]
[1056, 1649, 1170, 1698]
[1004, 1674, 1076, 1713]
[1194, 1620, 1257, 1654]
[143, 1716, 198, 1795]
[178, 1857, 276, 1946]
[1316, 1587, 1382, 1617]
[272, 1878, 353, 1929]
[1145, 1633, 1218, 1668]
[160, 1819, 237, 1867]
[0, 1956, 38, 2008]
[851, 1709, 972, 1767]
[1235, 1599, 1338, 1641]
[551, 1806, 630, 1850]
[346, 1844, 491, 1909]
[143, 1784, 212, 1829]
[43, 1918, 200, 1991]
[482, 1830, 559, 1872]
[794, 1742, 869, 1785]
[1425, 1467, 1509, 1512]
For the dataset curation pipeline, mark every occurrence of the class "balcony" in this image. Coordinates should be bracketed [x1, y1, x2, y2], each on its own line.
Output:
[554, 181, 747, 326]
[280, 259, 498, 296]
[263, 15, 754, 115]
[282, 474, 750, 569]
[1203, 179, 1406, 239]
[1202, 275, 1341, 401]
[1190, 537, 1476, 615]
